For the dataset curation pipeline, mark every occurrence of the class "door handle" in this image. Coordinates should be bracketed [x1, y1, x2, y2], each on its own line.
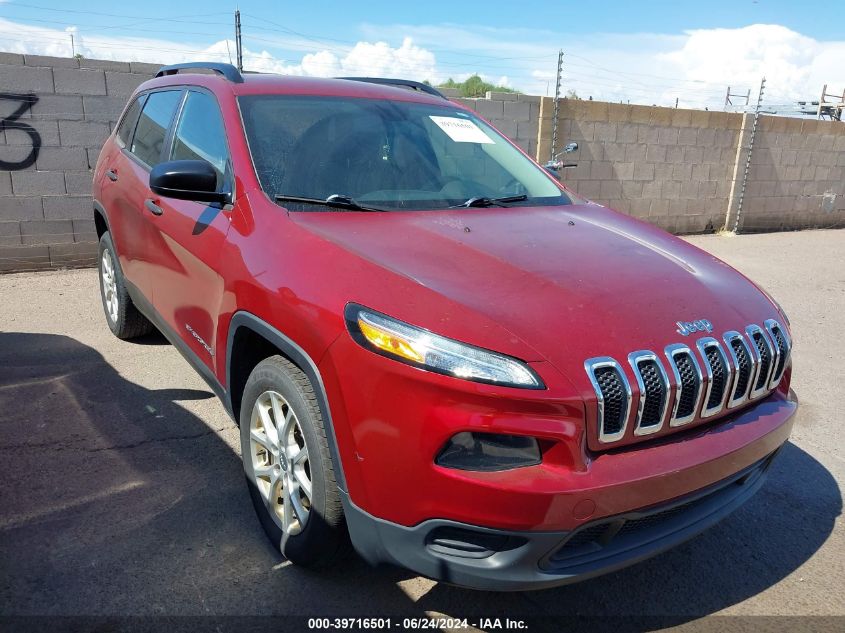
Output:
[145, 199, 163, 216]
[106, 169, 118, 182]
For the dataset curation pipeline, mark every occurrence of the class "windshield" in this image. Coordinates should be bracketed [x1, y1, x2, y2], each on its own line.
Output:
[238, 94, 571, 210]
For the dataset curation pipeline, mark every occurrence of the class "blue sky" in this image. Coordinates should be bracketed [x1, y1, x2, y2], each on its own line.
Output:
[0, 1, 842, 110]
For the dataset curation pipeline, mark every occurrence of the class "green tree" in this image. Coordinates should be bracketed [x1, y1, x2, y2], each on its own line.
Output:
[438, 75, 517, 97]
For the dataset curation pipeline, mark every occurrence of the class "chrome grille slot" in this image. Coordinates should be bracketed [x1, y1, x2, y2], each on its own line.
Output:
[723, 331, 752, 408]
[696, 338, 732, 418]
[764, 319, 791, 389]
[665, 344, 703, 426]
[628, 351, 669, 435]
[585, 358, 632, 443]
[747, 324, 774, 398]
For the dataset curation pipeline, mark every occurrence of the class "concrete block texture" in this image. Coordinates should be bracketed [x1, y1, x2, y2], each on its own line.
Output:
[0, 63, 54, 92]
[53, 68, 107, 95]
[0, 52, 24, 65]
[80, 59, 132, 72]
[11, 171, 66, 196]
[82, 95, 129, 122]
[58, 120, 111, 148]
[43, 195, 93, 220]
[64, 172, 94, 195]
[0, 245, 51, 272]
[35, 147, 89, 172]
[20, 219, 75, 245]
[25, 55, 80, 68]
[0, 196, 42, 221]
[504, 101, 531, 121]
[3, 119, 60, 147]
[0, 220, 22, 246]
[30, 94, 85, 121]
[105, 72, 149, 98]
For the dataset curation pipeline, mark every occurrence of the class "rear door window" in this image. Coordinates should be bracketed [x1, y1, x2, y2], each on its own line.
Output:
[129, 90, 183, 168]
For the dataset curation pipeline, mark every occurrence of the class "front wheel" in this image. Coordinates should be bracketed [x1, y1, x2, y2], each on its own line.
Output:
[240, 355, 349, 567]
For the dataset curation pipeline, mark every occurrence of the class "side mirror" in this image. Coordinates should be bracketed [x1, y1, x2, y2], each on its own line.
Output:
[149, 160, 228, 204]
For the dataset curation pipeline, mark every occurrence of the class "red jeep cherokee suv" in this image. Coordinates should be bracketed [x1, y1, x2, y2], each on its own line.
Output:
[92, 62, 797, 590]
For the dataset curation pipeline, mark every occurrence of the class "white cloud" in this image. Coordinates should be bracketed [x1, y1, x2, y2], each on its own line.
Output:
[0, 17, 841, 113]
[658, 24, 843, 106]
[0, 18, 439, 81]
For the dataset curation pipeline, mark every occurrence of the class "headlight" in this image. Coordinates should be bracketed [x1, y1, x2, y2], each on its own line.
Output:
[345, 305, 544, 389]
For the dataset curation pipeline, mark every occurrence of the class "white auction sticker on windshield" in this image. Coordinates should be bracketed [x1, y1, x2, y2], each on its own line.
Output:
[429, 116, 494, 144]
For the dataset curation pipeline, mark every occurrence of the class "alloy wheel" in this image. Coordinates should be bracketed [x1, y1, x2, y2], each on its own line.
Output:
[249, 390, 312, 536]
[101, 249, 118, 324]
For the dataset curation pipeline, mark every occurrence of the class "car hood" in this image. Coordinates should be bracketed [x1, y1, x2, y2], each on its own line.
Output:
[292, 204, 780, 383]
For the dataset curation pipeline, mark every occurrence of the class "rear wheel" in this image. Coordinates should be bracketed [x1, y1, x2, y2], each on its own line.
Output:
[240, 355, 349, 567]
[98, 232, 153, 339]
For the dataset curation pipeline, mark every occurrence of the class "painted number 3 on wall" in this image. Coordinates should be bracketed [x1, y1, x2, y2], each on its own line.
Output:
[0, 93, 41, 170]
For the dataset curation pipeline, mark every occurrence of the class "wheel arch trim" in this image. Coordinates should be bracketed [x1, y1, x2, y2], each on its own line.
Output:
[225, 311, 348, 492]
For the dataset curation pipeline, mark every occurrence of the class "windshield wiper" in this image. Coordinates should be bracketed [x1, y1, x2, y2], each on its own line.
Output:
[274, 194, 386, 212]
[449, 194, 528, 208]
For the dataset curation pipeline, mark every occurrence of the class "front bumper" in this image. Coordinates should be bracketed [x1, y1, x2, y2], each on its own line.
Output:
[345, 448, 781, 591]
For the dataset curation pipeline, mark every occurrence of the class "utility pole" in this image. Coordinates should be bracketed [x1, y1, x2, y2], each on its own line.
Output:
[550, 49, 563, 161]
[69, 33, 75, 57]
[733, 77, 766, 233]
[234, 9, 243, 72]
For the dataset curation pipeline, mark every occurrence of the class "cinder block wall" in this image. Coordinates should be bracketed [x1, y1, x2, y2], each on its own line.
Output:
[0, 53, 159, 272]
[1, 53, 843, 273]
[537, 99, 845, 234]
[742, 116, 845, 231]
[538, 100, 743, 234]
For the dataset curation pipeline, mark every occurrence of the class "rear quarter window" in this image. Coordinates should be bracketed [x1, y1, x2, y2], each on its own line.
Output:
[115, 95, 145, 149]
[129, 90, 183, 168]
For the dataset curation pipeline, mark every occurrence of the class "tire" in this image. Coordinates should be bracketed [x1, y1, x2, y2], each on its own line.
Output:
[240, 355, 349, 568]
[98, 231, 154, 340]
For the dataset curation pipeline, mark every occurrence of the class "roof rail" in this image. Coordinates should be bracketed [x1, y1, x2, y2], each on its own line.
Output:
[339, 77, 448, 99]
[155, 62, 244, 84]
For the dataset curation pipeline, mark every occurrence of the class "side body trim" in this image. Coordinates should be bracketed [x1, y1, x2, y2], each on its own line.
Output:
[123, 279, 232, 414]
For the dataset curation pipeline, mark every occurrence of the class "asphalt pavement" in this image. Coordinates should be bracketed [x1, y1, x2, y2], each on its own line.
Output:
[0, 229, 842, 630]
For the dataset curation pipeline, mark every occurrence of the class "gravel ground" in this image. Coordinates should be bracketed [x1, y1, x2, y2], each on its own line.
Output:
[0, 229, 842, 630]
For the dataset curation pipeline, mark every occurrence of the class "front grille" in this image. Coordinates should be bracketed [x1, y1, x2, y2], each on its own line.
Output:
[636, 358, 666, 428]
[586, 322, 789, 447]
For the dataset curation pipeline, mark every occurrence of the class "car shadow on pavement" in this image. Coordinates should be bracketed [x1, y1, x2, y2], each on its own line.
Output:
[0, 332, 840, 627]
[0, 331, 426, 619]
